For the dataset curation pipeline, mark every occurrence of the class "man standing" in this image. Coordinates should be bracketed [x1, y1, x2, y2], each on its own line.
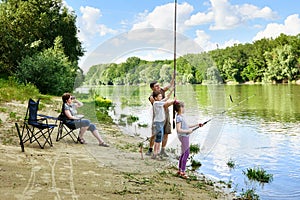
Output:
[146, 76, 174, 157]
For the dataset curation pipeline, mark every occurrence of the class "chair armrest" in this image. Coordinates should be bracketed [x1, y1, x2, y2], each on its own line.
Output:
[38, 114, 58, 120]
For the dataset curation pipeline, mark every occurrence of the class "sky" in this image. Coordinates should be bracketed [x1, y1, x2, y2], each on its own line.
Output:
[63, 0, 300, 72]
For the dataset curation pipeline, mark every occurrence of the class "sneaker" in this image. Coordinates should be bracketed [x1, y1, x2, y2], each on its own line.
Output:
[159, 149, 169, 157]
[145, 150, 152, 156]
[151, 154, 157, 159]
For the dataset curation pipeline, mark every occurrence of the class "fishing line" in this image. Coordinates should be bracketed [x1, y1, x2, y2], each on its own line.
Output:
[192, 94, 256, 132]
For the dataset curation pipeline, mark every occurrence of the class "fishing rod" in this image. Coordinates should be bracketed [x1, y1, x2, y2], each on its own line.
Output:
[191, 118, 211, 131]
[172, 0, 177, 129]
[192, 94, 256, 132]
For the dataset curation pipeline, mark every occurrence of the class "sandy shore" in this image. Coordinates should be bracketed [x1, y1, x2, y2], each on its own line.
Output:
[0, 99, 234, 200]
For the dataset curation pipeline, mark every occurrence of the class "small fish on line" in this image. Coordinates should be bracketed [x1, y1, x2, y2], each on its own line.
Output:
[229, 95, 233, 103]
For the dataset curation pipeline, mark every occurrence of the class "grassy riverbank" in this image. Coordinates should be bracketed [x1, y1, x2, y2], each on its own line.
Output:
[0, 79, 235, 199]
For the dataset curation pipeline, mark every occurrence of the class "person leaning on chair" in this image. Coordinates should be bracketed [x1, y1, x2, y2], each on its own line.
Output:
[61, 93, 109, 147]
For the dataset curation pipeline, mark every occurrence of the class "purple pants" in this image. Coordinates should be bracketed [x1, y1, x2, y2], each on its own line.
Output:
[178, 136, 190, 172]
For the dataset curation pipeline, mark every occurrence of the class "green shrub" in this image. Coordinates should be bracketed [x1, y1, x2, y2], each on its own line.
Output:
[227, 159, 236, 169]
[15, 37, 79, 96]
[243, 167, 273, 183]
[94, 96, 113, 108]
[138, 123, 148, 127]
[191, 160, 202, 169]
[190, 144, 200, 154]
[127, 115, 139, 124]
[238, 188, 260, 200]
[95, 109, 113, 124]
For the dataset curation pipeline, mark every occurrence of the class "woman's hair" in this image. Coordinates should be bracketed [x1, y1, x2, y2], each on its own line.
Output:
[62, 93, 71, 103]
[174, 100, 184, 113]
[152, 90, 162, 98]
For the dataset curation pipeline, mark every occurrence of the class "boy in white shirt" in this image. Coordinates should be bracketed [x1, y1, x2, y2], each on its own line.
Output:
[152, 88, 175, 159]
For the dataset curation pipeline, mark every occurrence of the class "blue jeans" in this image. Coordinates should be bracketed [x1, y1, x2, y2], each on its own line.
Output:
[154, 121, 164, 143]
[66, 119, 97, 132]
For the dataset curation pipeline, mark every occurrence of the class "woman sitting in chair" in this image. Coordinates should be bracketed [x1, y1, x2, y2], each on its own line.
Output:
[61, 93, 109, 147]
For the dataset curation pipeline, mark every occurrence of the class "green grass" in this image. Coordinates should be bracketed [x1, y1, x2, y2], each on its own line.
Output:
[118, 114, 140, 124]
[243, 167, 273, 183]
[227, 158, 236, 169]
[137, 123, 148, 127]
[189, 144, 200, 154]
[127, 115, 139, 124]
[0, 77, 41, 103]
[191, 160, 202, 170]
[238, 188, 260, 200]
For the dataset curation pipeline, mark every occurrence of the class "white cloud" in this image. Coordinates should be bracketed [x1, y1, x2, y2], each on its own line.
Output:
[114, 50, 173, 64]
[253, 14, 300, 41]
[81, 28, 204, 72]
[77, 6, 117, 47]
[132, 2, 194, 33]
[220, 39, 240, 48]
[185, 0, 277, 30]
[194, 30, 214, 50]
[239, 4, 277, 20]
[194, 29, 240, 51]
[185, 11, 214, 26]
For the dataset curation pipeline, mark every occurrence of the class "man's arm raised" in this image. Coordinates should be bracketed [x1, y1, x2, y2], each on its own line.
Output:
[162, 73, 175, 92]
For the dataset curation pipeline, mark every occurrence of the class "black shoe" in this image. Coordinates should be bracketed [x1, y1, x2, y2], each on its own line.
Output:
[145, 150, 152, 156]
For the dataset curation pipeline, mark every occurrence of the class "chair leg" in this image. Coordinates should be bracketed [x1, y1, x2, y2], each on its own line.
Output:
[39, 128, 54, 149]
[56, 122, 79, 143]
[15, 123, 25, 152]
[57, 121, 63, 141]
[30, 129, 43, 149]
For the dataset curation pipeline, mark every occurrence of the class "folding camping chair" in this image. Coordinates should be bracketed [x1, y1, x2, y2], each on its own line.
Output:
[56, 113, 79, 143]
[15, 98, 57, 152]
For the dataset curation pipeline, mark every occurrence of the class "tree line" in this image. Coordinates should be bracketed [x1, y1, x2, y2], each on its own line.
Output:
[85, 34, 300, 85]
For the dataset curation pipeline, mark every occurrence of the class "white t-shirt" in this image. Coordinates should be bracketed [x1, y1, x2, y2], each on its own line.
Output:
[176, 114, 189, 137]
[153, 101, 166, 122]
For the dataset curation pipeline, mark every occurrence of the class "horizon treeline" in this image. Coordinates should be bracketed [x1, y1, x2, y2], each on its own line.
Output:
[85, 33, 300, 85]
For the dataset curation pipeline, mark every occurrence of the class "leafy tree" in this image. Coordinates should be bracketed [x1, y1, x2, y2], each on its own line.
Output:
[205, 66, 223, 84]
[242, 57, 264, 82]
[0, 0, 83, 76]
[176, 57, 190, 84]
[184, 52, 216, 83]
[221, 57, 239, 82]
[159, 64, 172, 83]
[15, 37, 79, 95]
[264, 44, 299, 82]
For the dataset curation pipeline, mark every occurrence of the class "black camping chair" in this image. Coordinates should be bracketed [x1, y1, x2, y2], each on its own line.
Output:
[56, 113, 79, 143]
[56, 119, 79, 143]
[15, 99, 57, 152]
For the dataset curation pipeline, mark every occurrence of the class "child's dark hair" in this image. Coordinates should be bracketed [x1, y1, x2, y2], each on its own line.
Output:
[174, 100, 184, 113]
[153, 90, 162, 98]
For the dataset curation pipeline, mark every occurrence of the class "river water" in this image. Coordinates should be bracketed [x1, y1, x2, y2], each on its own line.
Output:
[77, 84, 300, 199]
